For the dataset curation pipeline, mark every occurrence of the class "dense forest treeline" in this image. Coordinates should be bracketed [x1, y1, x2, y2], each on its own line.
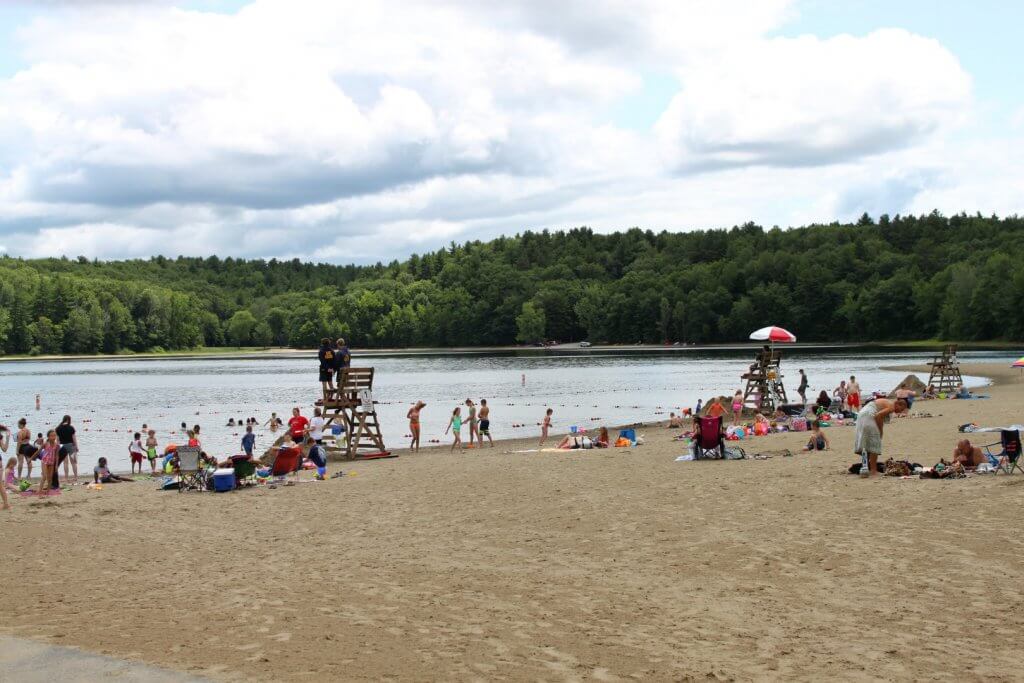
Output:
[0, 211, 1021, 355]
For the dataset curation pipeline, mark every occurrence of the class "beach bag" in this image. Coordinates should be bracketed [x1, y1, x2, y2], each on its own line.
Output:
[792, 417, 808, 432]
[724, 447, 745, 460]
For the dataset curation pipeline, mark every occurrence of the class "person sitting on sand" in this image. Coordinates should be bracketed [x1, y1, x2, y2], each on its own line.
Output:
[94, 457, 133, 483]
[667, 412, 684, 428]
[952, 439, 985, 468]
[803, 420, 830, 451]
[923, 384, 937, 399]
[953, 384, 972, 399]
[815, 390, 832, 415]
[556, 431, 591, 449]
[595, 427, 610, 448]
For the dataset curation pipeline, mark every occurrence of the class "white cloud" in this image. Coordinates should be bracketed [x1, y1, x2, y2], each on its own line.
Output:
[0, 0, 1011, 263]
[655, 29, 971, 172]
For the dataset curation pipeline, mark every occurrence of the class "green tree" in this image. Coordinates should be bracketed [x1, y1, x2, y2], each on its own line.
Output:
[515, 301, 546, 344]
[226, 310, 258, 346]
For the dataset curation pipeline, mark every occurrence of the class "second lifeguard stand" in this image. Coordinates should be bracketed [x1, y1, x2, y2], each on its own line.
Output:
[927, 344, 963, 394]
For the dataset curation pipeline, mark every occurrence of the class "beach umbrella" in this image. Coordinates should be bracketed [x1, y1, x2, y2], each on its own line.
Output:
[749, 326, 797, 343]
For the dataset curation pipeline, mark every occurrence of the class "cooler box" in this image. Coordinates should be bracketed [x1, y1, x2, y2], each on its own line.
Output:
[212, 468, 235, 492]
[331, 424, 345, 435]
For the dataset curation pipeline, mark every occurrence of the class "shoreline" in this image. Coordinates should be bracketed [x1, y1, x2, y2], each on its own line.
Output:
[0, 340, 1018, 363]
[2, 363, 1022, 680]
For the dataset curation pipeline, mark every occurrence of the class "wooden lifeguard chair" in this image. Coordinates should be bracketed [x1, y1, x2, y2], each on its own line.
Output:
[322, 367, 393, 460]
[927, 344, 963, 394]
[741, 348, 788, 413]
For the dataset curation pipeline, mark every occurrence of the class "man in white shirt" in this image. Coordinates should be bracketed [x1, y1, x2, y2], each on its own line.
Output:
[306, 408, 326, 445]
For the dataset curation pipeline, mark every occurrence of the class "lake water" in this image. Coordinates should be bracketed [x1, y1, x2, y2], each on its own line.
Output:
[0, 348, 1010, 473]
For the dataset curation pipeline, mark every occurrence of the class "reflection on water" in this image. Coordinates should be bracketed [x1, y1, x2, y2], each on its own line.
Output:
[0, 349, 1008, 472]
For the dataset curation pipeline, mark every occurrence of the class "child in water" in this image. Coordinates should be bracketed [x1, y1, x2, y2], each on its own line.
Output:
[445, 407, 463, 451]
[539, 408, 553, 446]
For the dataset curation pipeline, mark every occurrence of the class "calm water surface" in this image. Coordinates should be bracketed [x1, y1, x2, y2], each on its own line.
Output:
[0, 349, 1009, 472]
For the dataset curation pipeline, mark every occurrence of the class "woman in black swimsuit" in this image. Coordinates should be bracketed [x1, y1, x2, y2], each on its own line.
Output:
[15, 418, 38, 480]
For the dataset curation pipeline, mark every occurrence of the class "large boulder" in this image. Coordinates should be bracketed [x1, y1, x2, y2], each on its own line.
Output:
[889, 374, 926, 397]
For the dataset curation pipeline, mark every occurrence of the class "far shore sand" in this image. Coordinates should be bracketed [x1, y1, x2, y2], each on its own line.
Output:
[0, 340, 1016, 363]
[1, 362, 1022, 681]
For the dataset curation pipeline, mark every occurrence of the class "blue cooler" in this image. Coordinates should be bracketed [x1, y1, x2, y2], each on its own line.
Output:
[212, 468, 235, 493]
[331, 424, 345, 435]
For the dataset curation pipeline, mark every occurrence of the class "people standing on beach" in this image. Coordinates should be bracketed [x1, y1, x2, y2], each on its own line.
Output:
[731, 390, 743, 425]
[694, 398, 703, 416]
[407, 401, 424, 452]
[129, 432, 146, 475]
[797, 369, 808, 404]
[55, 415, 79, 485]
[847, 376, 861, 411]
[0, 429, 11, 511]
[445, 407, 463, 451]
[38, 429, 59, 494]
[539, 408, 553, 446]
[2, 456, 15, 510]
[465, 399, 478, 448]
[833, 380, 848, 411]
[242, 425, 256, 459]
[307, 407, 325, 445]
[334, 337, 351, 387]
[288, 407, 308, 443]
[16, 418, 37, 480]
[145, 429, 159, 475]
[478, 399, 492, 447]
[706, 398, 725, 420]
[854, 396, 910, 477]
[318, 337, 336, 397]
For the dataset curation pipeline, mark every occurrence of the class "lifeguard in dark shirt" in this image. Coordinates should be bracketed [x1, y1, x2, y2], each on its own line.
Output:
[318, 338, 336, 395]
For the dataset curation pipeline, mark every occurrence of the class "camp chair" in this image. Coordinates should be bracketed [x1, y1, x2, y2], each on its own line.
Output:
[176, 446, 205, 492]
[693, 415, 726, 460]
[231, 455, 258, 487]
[268, 446, 302, 483]
[983, 429, 1023, 474]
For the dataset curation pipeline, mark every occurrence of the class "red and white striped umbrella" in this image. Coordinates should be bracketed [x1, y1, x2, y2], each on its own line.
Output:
[749, 326, 797, 343]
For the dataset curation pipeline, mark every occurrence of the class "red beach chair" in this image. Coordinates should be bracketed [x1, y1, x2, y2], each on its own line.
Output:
[694, 415, 726, 460]
[269, 446, 302, 482]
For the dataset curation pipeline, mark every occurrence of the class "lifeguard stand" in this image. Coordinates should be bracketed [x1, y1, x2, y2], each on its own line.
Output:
[927, 344, 963, 394]
[741, 348, 788, 413]
[322, 367, 393, 460]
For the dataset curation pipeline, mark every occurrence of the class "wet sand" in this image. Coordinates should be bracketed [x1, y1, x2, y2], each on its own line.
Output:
[1, 362, 1021, 681]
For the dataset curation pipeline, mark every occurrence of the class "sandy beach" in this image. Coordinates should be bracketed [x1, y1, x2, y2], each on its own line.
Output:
[1, 362, 1022, 681]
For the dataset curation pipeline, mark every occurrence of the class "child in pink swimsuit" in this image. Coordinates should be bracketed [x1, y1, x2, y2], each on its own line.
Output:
[38, 429, 59, 494]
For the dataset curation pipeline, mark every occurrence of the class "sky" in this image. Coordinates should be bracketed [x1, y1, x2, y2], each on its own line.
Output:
[0, 0, 1021, 264]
